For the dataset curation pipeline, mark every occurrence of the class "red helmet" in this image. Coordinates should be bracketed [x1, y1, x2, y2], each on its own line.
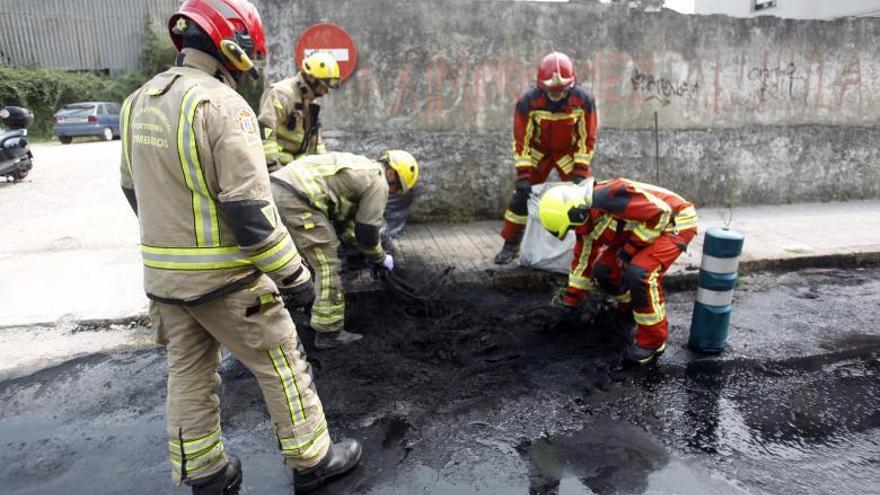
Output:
[537, 52, 576, 97]
[169, 0, 267, 73]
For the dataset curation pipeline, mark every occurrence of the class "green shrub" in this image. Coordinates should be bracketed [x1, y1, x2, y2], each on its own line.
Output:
[0, 67, 134, 137]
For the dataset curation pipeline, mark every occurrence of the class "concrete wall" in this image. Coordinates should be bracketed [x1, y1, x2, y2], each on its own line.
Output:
[257, 0, 880, 221]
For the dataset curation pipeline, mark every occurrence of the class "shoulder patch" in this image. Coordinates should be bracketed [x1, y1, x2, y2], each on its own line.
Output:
[235, 108, 261, 147]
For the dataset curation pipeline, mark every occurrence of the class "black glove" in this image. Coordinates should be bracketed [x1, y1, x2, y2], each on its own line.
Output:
[279, 280, 315, 311]
[572, 175, 586, 185]
[515, 178, 532, 195]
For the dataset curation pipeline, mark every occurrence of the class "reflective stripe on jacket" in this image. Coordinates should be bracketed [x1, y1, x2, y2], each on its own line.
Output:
[270, 152, 389, 263]
[258, 73, 326, 167]
[512, 85, 598, 178]
[120, 48, 307, 304]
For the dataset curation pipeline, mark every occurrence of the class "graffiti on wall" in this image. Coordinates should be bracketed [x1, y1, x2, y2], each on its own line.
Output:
[332, 48, 868, 128]
[630, 66, 701, 106]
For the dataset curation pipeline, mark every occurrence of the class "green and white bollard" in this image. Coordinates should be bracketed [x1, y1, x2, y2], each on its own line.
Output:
[689, 227, 745, 354]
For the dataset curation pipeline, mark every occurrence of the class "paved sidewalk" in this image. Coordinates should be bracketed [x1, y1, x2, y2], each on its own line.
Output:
[397, 200, 880, 283]
[1, 142, 878, 327]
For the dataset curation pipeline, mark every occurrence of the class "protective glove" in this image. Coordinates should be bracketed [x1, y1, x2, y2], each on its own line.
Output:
[515, 178, 532, 195]
[371, 253, 394, 278]
[279, 280, 315, 311]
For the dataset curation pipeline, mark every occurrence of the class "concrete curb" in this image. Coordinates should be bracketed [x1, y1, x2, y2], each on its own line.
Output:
[6, 251, 878, 330]
[479, 250, 880, 293]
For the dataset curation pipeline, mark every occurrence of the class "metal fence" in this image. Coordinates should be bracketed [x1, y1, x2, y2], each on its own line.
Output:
[0, 0, 180, 72]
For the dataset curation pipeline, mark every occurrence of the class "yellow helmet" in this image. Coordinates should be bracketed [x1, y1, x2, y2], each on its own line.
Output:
[301, 52, 341, 89]
[381, 150, 419, 193]
[538, 181, 594, 239]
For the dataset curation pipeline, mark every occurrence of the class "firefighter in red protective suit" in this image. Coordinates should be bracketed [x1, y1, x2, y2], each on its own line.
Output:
[537, 179, 698, 365]
[495, 51, 598, 264]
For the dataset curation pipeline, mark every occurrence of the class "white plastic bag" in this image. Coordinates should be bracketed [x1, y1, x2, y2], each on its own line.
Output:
[518, 182, 575, 274]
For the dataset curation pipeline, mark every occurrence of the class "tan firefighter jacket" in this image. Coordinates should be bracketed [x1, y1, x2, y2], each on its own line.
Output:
[270, 152, 389, 263]
[258, 73, 326, 170]
[119, 48, 310, 304]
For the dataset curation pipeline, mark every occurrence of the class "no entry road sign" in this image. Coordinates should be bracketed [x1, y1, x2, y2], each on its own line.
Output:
[295, 23, 358, 81]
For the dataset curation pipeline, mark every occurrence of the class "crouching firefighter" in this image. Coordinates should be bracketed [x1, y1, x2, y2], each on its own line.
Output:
[270, 150, 419, 350]
[119, 1, 360, 492]
[537, 179, 698, 365]
[258, 52, 340, 172]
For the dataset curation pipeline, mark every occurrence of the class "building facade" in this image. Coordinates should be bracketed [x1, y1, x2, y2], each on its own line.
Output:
[694, 0, 880, 19]
[0, 0, 179, 73]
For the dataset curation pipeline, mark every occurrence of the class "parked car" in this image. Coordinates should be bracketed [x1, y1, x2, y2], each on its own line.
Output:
[52, 102, 120, 144]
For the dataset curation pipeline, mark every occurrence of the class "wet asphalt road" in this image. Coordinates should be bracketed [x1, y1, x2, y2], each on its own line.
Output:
[1, 267, 879, 495]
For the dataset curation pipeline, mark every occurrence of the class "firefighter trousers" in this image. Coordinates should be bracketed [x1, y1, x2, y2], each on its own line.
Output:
[592, 228, 696, 348]
[275, 194, 346, 334]
[501, 154, 591, 242]
[149, 275, 331, 484]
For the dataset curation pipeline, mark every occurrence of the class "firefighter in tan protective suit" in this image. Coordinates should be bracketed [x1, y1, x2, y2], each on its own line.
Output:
[270, 150, 419, 350]
[258, 52, 339, 171]
[119, 1, 360, 493]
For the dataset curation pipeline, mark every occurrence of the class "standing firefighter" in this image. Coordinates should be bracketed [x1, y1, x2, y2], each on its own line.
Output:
[495, 51, 598, 264]
[538, 179, 698, 365]
[270, 151, 419, 350]
[119, 1, 361, 492]
[258, 52, 340, 171]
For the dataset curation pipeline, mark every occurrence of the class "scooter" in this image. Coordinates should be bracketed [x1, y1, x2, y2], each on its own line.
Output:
[0, 106, 34, 182]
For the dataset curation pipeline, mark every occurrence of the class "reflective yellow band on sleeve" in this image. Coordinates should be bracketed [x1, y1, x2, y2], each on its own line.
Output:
[573, 153, 593, 165]
[504, 210, 529, 225]
[529, 148, 545, 162]
[250, 233, 298, 273]
[613, 291, 632, 304]
[670, 206, 698, 231]
[556, 155, 574, 174]
[515, 157, 536, 169]
[275, 126, 304, 144]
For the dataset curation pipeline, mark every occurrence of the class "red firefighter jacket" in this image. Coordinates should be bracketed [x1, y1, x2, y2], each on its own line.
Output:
[512, 84, 598, 180]
[567, 179, 698, 291]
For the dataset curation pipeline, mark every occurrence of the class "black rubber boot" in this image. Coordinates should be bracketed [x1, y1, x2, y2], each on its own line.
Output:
[624, 341, 667, 366]
[494, 241, 520, 265]
[294, 438, 362, 493]
[189, 456, 242, 495]
[314, 329, 363, 350]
